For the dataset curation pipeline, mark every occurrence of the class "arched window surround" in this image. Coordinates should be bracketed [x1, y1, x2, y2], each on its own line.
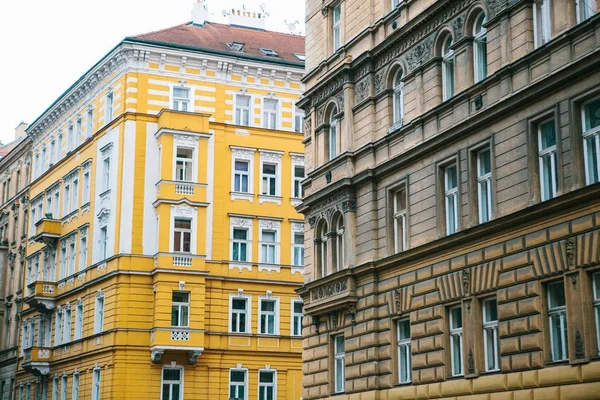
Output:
[331, 212, 345, 272]
[315, 220, 329, 278]
[327, 104, 339, 162]
[472, 11, 488, 83]
[440, 33, 455, 101]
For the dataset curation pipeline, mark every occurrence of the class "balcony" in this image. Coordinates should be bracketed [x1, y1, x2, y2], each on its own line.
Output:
[303, 273, 358, 316]
[155, 180, 206, 203]
[24, 281, 56, 312]
[32, 218, 61, 246]
[150, 327, 205, 365]
[22, 346, 51, 376]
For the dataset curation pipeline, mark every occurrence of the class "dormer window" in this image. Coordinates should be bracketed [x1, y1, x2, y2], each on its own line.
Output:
[260, 48, 279, 57]
[227, 42, 245, 52]
[294, 53, 306, 61]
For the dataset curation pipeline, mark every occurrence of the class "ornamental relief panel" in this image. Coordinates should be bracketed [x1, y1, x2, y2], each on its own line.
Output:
[306, 191, 356, 228]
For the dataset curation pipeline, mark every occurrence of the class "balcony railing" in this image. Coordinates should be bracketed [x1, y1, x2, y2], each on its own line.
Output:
[32, 218, 61, 245]
[175, 184, 194, 195]
[25, 281, 57, 312]
[22, 346, 51, 376]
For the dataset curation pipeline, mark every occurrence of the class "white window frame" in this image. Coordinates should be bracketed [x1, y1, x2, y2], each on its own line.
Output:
[100, 226, 108, 260]
[171, 291, 190, 328]
[328, 107, 339, 161]
[576, 0, 596, 22]
[582, 97, 600, 185]
[230, 147, 255, 200]
[477, 148, 493, 223]
[75, 301, 84, 340]
[235, 94, 252, 127]
[82, 165, 91, 205]
[291, 299, 303, 336]
[229, 294, 251, 334]
[537, 118, 558, 201]
[105, 91, 113, 123]
[257, 369, 277, 400]
[259, 227, 279, 265]
[52, 377, 59, 400]
[160, 366, 183, 400]
[262, 98, 279, 130]
[87, 109, 94, 139]
[67, 125, 74, 152]
[232, 227, 250, 262]
[173, 218, 192, 253]
[79, 228, 88, 270]
[72, 372, 79, 400]
[229, 368, 248, 400]
[291, 155, 305, 200]
[333, 334, 345, 393]
[50, 140, 56, 165]
[533, 0, 552, 48]
[259, 151, 282, 200]
[547, 281, 568, 361]
[397, 318, 411, 383]
[393, 70, 404, 126]
[294, 107, 305, 133]
[473, 12, 488, 83]
[482, 298, 500, 372]
[75, 118, 82, 147]
[60, 375, 67, 400]
[63, 305, 72, 343]
[442, 36, 455, 101]
[233, 160, 251, 194]
[174, 146, 195, 182]
[102, 156, 111, 192]
[229, 217, 253, 263]
[332, 4, 342, 52]
[444, 164, 459, 235]
[92, 367, 101, 400]
[55, 308, 62, 346]
[172, 86, 191, 112]
[258, 296, 280, 335]
[292, 228, 304, 267]
[593, 272, 600, 355]
[94, 293, 105, 334]
[393, 184, 407, 253]
[449, 305, 464, 376]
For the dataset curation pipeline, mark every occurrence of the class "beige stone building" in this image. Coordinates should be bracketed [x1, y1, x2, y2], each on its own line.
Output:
[298, 0, 600, 399]
[0, 124, 31, 400]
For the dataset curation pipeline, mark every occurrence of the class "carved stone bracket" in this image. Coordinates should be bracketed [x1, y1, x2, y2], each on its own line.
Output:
[188, 350, 202, 364]
[406, 37, 434, 73]
[150, 349, 164, 364]
[462, 268, 471, 296]
[355, 76, 371, 104]
[575, 330, 584, 359]
[313, 315, 320, 334]
[468, 348, 475, 374]
[346, 306, 356, 326]
[565, 237, 575, 268]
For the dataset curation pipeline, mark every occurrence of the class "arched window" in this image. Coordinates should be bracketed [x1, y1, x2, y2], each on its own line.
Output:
[332, 213, 344, 272]
[441, 35, 455, 101]
[393, 69, 404, 126]
[473, 12, 487, 83]
[328, 106, 338, 161]
[316, 221, 328, 277]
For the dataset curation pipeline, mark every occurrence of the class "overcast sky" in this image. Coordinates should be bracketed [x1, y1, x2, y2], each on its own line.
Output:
[0, 0, 305, 144]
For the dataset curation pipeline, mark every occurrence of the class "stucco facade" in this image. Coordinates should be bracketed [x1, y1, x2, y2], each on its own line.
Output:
[298, 0, 600, 398]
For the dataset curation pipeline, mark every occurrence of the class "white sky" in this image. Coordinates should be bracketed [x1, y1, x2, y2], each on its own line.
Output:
[0, 0, 305, 144]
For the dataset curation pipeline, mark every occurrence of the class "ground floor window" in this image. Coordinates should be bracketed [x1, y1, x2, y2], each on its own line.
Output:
[161, 368, 182, 400]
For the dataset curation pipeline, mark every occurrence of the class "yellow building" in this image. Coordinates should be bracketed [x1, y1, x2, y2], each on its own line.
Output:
[16, 4, 306, 399]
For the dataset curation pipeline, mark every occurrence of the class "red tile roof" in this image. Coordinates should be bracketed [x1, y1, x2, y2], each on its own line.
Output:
[129, 22, 305, 66]
[0, 140, 21, 158]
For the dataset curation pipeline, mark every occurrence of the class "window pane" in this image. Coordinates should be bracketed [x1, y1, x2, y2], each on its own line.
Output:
[263, 164, 276, 174]
[163, 369, 181, 381]
[539, 121, 556, 149]
[235, 161, 248, 172]
[584, 98, 600, 131]
[231, 371, 245, 382]
[548, 282, 566, 308]
[483, 299, 497, 322]
[232, 299, 246, 310]
[585, 136, 599, 184]
[398, 319, 410, 340]
[261, 300, 275, 312]
[294, 233, 304, 245]
[450, 307, 462, 329]
[478, 149, 491, 175]
[335, 335, 344, 353]
[262, 231, 275, 242]
[174, 88, 189, 98]
[594, 273, 600, 300]
[233, 229, 247, 240]
[172, 292, 189, 303]
[294, 302, 303, 313]
[175, 219, 191, 229]
[446, 165, 457, 189]
[259, 371, 274, 383]
[294, 166, 304, 178]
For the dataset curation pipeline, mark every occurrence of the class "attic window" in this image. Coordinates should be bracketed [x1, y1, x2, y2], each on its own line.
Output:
[294, 53, 306, 61]
[227, 42, 245, 51]
[260, 48, 279, 57]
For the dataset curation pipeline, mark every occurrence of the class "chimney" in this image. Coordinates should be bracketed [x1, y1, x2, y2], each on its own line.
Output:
[191, 0, 209, 26]
[14, 122, 27, 141]
[228, 8, 267, 30]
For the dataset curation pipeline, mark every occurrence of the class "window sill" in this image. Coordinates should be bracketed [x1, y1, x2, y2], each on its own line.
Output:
[61, 210, 79, 224]
[258, 263, 281, 273]
[231, 191, 254, 202]
[258, 195, 282, 205]
[99, 189, 111, 199]
[290, 197, 303, 207]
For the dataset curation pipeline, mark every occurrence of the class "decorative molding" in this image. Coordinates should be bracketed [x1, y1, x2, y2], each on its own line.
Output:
[174, 134, 199, 147]
[172, 204, 196, 217]
[485, 0, 508, 19]
[565, 237, 575, 267]
[575, 330, 584, 359]
[405, 36, 434, 73]
[462, 268, 470, 295]
[259, 150, 283, 163]
[374, 70, 385, 94]
[96, 208, 111, 226]
[291, 222, 304, 233]
[355, 76, 371, 104]
[258, 219, 281, 230]
[311, 279, 348, 301]
[100, 143, 113, 159]
[468, 348, 475, 374]
[346, 306, 356, 326]
[451, 15, 465, 41]
[231, 147, 255, 160]
[304, 116, 312, 138]
[335, 93, 344, 110]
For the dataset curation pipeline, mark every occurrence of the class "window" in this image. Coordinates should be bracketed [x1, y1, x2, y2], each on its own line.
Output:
[397, 318, 411, 383]
[100, 227, 108, 260]
[261, 163, 277, 196]
[69, 239, 76, 275]
[175, 147, 193, 182]
[547, 281, 568, 361]
[26, 384, 30, 400]
[54, 191, 60, 218]
[63, 180, 71, 216]
[442, 36, 455, 101]
[75, 302, 83, 340]
[533, 0, 551, 48]
[61, 375, 67, 400]
[576, 0, 595, 22]
[161, 368, 181, 400]
[293, 232, 304, 266]
[393, 69, 404, 126]
[316, 221, 328, 278]
[294, 108, 305, 133]
[34, 154, 40, 179]
[293, 53, 306, 61]
[92, 368, 101, 400]
[260, 48, 279, 57]
[477, 148, 492, 223]
[444, 164, 459, 234]
[76, 118, 82, 147]
[392, 185, 407, 253]
[328, 107, 338, 161]
[63, 306, 72, 343]
[229, 369, 247, 400]
[293, 165, 304, 198]
[82, 168, 91, 204]
[232, 228, 249, 262]
[42, 147, 47, 171]
[103, 157, 111, 191]
[263, 99, 278, 129]
[231, 297, 249, 333]
[582, 97, 600, 185]
[57, 134, 63, 160]
[258, 370, 276, 400]
[593, 272, 600, 354]
[332, 214, 344, 272]
[482, 298, 499, 371]
[71, 177, 78, 213]
[259, 298, 277, 335]
[68, 125, 74, 152]
[538, 119, 558, 201]
[87, 109, 94, 138]
[16, 170, 20, 192]
[332, 4, 342, 52]
[52, 377, 58, 400]
[228, 42, 245, 51]
[171, 292, 190, 327]
[392, 0, 401, 7]
[233, 161, 249, 193]
[235, 95, 251, 126]
[105, 92, 113, 122]
[173, 218, 192, 253]
[80, 230, 88, 270]
[94, 294, 104, 334]
[334, 335, 345, 393]
[449, 305, 463, 376]
[473, 12, 487, 83]
[173, 87, 190, 112]
[55, 309, 62, 346]
[260, 230, 277, 264]
[72, 373, 79, 400]
[292, 300, 303, 336]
